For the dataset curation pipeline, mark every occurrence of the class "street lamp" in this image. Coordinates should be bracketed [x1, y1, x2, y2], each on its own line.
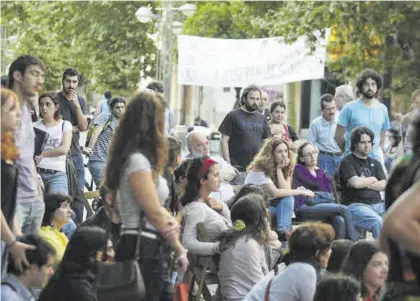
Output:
[135, 2, 196, 103]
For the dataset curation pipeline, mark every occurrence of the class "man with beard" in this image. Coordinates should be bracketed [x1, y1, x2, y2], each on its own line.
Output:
[57, 68, 88, 223]
[8, 55, 46, 235]
[339, 127, 387, 238]
[219, 85, 271, 184]
[334, 69, 390, 166]
[86, 97, 126, 186]
[308, 94, 342, 177]
[258, 89, 270, 120]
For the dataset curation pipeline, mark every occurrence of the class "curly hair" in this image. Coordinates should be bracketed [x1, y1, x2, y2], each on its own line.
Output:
[104, 90, 168, 193]
[220, 193, 268, 246]
[355, 68, 383, 95]
[1, 88, 20, 162]
[247, 137, 295, 184]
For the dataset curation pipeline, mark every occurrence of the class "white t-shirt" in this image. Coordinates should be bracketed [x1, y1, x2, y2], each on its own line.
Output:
[34, 120, 72, 172]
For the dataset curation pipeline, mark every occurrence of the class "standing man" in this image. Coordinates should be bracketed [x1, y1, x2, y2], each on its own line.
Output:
[146, 80, 173, 135]
[57, 68, 88, 223]
[86, 97, 126, 186]
[334, 84, 354, 114]
[334, 69, 390, 166]
[307, 94, 342, 177]
[338, 127, 387, 238]
[219, 85, 271, 184]
[258, 89, 270, 119]
[8, 55, 46, 234]
[401, 89, 420, 154]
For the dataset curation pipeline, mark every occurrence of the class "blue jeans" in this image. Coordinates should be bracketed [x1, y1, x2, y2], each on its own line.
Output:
[318, 154, 341, 178]
[269, 196, 294, 233]
[297, 203, 358, 241]
[348, 202, 385, 238]
[15, 199, 45, 235]
[87, 160, 106, 187]
[39, 170, 68, 195]
[71, 154, 85, 223]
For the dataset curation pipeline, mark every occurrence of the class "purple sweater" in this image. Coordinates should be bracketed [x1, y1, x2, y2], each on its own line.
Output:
[292, 164, 332, 210]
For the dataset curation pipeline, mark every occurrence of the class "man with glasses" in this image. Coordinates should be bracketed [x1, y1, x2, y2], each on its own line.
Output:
[308, 94, 342, 177]
[338, 126, 387, 238]
[86, 98, 126, 186]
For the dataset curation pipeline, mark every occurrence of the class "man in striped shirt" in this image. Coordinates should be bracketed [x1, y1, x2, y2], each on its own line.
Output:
[86, 97, 126, 186]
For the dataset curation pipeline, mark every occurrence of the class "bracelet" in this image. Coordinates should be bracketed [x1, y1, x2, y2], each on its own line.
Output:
[6, 239, 17, 249]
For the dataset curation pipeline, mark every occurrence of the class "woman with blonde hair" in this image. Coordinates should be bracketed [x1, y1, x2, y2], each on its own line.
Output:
[245, 138, 314, 241]
[1, 88, 35, 274]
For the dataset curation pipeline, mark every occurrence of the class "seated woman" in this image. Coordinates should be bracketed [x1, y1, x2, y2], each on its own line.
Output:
[38, 226, 110, 301]
[245, 138, 314, 241]
[34, 92, 72, 194]
[293, 142, 358, 241]
[39, 194, 72, 265]
[218, 193, 269, 301]
[243, 222, 335, 301]
[341, 240, 389, 301]
[181, 157, 232, 255]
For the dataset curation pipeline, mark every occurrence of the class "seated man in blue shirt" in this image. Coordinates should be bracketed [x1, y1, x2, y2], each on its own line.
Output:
[339, 126, 387, 238]
[2, 235, 55, 301]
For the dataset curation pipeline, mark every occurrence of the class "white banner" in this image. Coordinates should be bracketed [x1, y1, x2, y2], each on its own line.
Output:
[177, 33, 328, 87]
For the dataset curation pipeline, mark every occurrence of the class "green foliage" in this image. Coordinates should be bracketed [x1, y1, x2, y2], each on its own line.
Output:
[1, 1, 158, 95]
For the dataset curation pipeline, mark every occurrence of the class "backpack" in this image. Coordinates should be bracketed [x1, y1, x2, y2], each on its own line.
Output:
[85, 115, 113, 147]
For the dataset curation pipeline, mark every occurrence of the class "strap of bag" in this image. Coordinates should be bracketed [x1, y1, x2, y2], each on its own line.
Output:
[264, 278, 273, 301]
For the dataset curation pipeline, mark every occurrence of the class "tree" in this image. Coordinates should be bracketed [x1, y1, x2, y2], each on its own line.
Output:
[1, 1, 158, 95]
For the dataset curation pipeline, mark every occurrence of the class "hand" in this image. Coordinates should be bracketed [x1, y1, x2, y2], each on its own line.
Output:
[84, 147, 93, 156]
[296, 186, 307, 191]
[206, 198, 223, 211]
[68, 90, 78, 103]
[162, 217, 180, 240]
[9, 241, 36, 272]
[34, 155, 43, 166]
[302, 190, 315, 198]
[177, 255, 189, 273]
[277, 157, 290, 169]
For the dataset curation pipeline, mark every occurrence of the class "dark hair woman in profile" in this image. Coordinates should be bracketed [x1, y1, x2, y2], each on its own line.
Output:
[103, 90, 188, 301]
[341, 240, 388, 301]
[314, 275, 361, 301]
[218, 193, 270, 301]
[38, 226, 108, 301]
[325, 239, 354, 275]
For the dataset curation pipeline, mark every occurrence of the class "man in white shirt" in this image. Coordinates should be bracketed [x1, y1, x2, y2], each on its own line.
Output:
[186, 131, 236, 202]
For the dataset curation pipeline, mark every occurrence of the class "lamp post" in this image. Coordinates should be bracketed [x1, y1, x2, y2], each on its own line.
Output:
[135, 2, 196, 104]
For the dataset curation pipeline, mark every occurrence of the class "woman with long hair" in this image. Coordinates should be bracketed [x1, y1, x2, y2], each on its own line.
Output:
[103, 89, 188, 301]
[245, 138, 314, 241]
[341, 240, 388, 301]
[1, 88, 34, 274]
[39, 194, 72, 265]
[181, 157, 232, 255]
[38, 226, 110, 301]
[244, 222, 335, 301]
[293, 142, 358, 240]
[218, 193, 269, 301]
[314, 275, 362, 301]
[268, 101, 298, 151]
[34, 92, 72, 194]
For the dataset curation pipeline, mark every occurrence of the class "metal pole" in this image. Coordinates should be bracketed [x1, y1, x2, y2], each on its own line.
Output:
[163, 0, 174, 103]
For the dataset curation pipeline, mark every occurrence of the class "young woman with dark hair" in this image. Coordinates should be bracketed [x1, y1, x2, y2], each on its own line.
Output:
[293, 142, 358, 241]
[245, 138, 314, 241]
[34, 92, 72, 194]
[163, 136, 182, 215]
[181, 157, 232, 255]
[103, 89, 187, 301]
[268, 101, 298, 151]
[38, 226, 109, 301]
[218, 193, 270, 301]
[314, 275, 362, 301]
[326, 239, 354, 274]
[244, 222, 335, 301]
[341, 240, 388, 301]
[39, 194, 72, 265]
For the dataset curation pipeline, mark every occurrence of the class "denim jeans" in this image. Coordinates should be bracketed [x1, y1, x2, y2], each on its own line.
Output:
[269, 196, 294, 232]
[297, 203, 358, 241]
[318, 154, 341, 178]
[40, 170, 68, 195]
[87, 160, 106, 187]
[15, 199, 45, 235]
[71, 154, 85, 223]
[115, 234, 173, 301]
[348, 202, 385, 238]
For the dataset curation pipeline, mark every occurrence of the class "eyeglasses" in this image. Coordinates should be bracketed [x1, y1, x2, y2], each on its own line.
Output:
[303, 150, 318, 158]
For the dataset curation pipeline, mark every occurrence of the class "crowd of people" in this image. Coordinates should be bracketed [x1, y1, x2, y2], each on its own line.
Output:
[1, 54, 420, 301]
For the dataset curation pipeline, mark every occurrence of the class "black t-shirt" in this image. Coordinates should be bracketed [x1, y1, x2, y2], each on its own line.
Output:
[57, 92, 87, 155]
[218, 109, 271, 170]
[1, 159, 18, 226]
[339, 154, 386, 205]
